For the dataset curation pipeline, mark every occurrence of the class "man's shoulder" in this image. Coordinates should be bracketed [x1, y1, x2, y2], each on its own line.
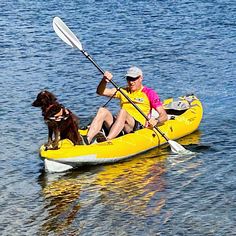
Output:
[142, 86, 158, 96]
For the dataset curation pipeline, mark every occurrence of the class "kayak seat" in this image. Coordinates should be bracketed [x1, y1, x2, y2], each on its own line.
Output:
[164, 100, 190, 116]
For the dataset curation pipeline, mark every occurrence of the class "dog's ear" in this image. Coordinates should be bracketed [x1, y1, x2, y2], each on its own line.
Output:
[43, 91, 57, 103]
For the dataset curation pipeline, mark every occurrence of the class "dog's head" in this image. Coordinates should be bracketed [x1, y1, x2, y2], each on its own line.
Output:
[32, 90, 57, 108]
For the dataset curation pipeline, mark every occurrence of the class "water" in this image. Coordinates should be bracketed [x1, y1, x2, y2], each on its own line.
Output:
[0, 0, 236, 235]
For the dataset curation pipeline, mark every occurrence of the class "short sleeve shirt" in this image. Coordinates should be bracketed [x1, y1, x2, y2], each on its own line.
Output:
[114, 86, 162, 125]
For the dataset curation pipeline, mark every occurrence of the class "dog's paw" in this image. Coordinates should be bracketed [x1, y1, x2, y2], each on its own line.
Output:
[45, 145, 59, 151]
[44, 143, 58, 150]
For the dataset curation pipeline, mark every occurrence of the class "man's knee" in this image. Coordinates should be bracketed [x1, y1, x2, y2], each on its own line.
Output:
[97, 107, 113, 123]
[98, 107, 109, 113]
[117, 108, 129, 118]
[97, 107, 110, 116]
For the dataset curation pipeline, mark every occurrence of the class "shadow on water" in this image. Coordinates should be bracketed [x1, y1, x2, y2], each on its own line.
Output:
[37, 131, 203, 235]
[177, 130, 211, 151]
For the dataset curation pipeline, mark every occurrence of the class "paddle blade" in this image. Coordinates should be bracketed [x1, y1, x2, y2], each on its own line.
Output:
[168, 140, 187, 153]
[53, 17, 83, 50]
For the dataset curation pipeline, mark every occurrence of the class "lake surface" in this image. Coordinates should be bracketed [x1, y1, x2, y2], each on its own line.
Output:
[0, 0, 236, 235]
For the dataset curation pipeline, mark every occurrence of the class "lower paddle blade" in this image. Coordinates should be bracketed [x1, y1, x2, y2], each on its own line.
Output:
[168, 140, 187, 153]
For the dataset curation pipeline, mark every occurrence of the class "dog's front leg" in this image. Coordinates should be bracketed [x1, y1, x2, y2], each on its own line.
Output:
[52, 127, 60, 150]
[48, 127, 53, 144]
[45, 127, 53, 149]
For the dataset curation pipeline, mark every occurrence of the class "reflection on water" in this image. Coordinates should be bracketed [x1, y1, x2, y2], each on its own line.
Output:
[39, 171, 93, 235]
[1, 0, 236, 234]
[38, 131, 202, 235]
[95, 153, 167, 216]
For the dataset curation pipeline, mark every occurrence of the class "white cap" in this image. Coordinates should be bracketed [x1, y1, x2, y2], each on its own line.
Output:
[125, 66, 143, 78]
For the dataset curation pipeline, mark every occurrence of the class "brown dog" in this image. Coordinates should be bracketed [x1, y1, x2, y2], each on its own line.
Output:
[32, 90, 83, 149]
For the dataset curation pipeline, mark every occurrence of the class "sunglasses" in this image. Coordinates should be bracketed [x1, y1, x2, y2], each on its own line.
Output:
[126, 76, 140, 82]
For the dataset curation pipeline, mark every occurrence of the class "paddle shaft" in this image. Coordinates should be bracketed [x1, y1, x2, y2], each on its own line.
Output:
[80, 49, 170, 142]
[52, 16, 182, 146]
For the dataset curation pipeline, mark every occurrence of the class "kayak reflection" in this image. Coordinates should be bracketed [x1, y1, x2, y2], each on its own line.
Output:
[38, 130, 201, 234]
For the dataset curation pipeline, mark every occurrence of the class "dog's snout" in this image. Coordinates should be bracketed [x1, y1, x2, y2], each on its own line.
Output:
[32, 101, 37, 106]
[32, 100, 40, 107]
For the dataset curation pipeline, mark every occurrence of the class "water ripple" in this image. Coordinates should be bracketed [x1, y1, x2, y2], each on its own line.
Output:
[1, 0, 236, 235]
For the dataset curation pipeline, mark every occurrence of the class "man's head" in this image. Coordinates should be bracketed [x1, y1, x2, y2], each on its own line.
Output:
[125, 66, 143, 91]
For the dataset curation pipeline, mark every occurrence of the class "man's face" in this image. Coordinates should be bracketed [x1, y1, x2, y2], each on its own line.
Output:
[126, 76, 143, 92]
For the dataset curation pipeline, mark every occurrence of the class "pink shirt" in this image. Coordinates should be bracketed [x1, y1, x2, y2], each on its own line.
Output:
[142, 86, 163, 111]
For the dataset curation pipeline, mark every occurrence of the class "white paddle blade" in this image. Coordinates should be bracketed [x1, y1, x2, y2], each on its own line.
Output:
[168, 140, 187, 153]
[53, 17, 83, 50]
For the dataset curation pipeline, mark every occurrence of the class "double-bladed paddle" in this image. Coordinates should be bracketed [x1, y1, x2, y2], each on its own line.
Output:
[52, 16, 188, 154]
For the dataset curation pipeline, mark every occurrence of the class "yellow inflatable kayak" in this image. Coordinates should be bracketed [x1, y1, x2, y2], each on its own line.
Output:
[39, 94, 203, 172]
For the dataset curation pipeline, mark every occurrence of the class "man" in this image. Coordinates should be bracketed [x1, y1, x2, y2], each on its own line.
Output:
[85, 66, 168, 144]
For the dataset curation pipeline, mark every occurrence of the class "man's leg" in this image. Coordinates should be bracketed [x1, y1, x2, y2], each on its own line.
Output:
[106, 109, 135, 140]
[87, 107, 113, 143]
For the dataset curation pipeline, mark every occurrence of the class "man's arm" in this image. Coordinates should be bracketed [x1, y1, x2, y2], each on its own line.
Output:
[156, 106, 168, 124]
[96, 71, 117, 97]
[148, 106, 168, 127]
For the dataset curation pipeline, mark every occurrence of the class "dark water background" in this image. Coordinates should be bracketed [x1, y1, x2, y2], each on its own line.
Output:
[1, 0, 236, 235]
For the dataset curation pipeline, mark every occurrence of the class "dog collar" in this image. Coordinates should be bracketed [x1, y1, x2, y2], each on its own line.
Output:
[48, 108, 70, 122]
